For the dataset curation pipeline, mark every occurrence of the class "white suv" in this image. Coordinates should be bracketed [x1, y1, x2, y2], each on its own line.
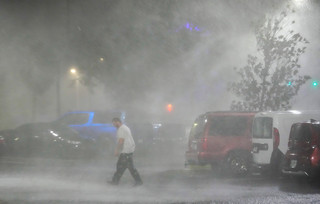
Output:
[251, 110, 320, 176]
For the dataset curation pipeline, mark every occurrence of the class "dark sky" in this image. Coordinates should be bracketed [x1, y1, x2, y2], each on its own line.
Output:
[0, 0, 319, 126]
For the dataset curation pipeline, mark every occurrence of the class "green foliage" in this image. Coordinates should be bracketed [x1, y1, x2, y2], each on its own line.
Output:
[229, 6, 310, 111]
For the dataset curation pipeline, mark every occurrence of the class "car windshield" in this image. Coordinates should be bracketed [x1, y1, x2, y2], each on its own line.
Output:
[252, 117, 273, 138]
[208, 116, 248, 136]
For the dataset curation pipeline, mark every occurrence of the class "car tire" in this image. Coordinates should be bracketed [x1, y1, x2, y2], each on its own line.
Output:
[225, 151, 250, 176]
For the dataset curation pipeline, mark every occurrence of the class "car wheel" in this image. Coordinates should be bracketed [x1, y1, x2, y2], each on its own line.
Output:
[226, 152, 250, 176]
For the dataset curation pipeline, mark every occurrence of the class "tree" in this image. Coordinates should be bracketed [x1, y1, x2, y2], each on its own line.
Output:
[228, 6, 310, 111]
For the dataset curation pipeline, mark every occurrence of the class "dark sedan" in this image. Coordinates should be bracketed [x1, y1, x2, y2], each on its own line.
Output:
[0, 122, 96, 159]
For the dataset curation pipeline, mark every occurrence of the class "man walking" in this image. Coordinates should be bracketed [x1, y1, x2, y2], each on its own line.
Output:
[108, 117, 143, 186]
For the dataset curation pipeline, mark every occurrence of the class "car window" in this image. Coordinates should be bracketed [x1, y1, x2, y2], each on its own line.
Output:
[208, 116, 248, 136]
[290, 124, 312, 142]
[58, 113, 90, 125]
[50, 122, 79, 140]
[189, 116, 207, 138]
[252, 117, 273, 138]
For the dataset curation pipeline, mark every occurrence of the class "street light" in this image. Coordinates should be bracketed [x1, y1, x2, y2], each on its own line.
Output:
[70, 67, 77, 75]
[69, 67, 80, 110]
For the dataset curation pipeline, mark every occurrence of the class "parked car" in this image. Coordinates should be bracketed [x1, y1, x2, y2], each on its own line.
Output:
[251, 110, 320, 176]
[282, 120, 320, 178]
[0, 122, 96, 159]
[55, 111, 126, 154]
[0, 129, 15, 156]
[0, 135, 5, 156]
[185, 111, 255, 176]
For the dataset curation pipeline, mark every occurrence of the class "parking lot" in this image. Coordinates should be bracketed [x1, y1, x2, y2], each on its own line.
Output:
[0, 148, 320, 204]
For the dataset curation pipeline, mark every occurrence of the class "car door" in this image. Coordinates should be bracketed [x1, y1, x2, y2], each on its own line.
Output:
[252, 117, 274, 165]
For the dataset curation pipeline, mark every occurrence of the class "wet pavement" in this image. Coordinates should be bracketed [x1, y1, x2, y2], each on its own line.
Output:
[0, 150, 320, 204]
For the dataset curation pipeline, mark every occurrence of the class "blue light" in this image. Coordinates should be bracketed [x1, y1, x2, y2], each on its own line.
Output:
[287, 81, 292, 86]
[175, 22, 207, 34]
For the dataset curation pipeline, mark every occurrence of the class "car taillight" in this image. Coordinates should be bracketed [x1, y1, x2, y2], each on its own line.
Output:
[201, 137, 207, 151]
[310, 146, 320, 166]
[273, 128, 280, 150]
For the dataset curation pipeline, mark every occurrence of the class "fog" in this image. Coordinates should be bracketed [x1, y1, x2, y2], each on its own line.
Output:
[1, 0, 320, 203]
[1, 0, 319, 127]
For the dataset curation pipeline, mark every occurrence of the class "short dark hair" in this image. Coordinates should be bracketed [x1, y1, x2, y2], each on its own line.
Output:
[112, 117, 122, 123]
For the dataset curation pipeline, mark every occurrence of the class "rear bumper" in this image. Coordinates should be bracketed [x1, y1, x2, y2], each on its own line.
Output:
[185, 151, 199, 165]
[185, 151, 208, 166]
[282, 166, 320, 177]
[282, 153, 320, 177]
[282, 169, 309, 176]
[185, 151, 225, 166]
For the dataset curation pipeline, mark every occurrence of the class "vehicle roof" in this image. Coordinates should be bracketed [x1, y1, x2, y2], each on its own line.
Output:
[255, 110, 320, 117]
[205, 111, 257, 117]
[293, 119, 320, 125]
[63, 110, 124, 114]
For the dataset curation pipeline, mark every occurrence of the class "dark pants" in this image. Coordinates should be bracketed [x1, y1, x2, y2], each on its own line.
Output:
[112, 153, 142, 184]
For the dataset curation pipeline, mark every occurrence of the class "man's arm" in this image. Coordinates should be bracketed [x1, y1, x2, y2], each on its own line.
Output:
[115, 138, 124, 157]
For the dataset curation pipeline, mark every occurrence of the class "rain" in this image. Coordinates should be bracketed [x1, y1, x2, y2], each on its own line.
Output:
[0, 0, 320, 203]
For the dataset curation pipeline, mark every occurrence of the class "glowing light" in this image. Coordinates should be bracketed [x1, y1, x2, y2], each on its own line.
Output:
[176, 22, 203, 33]
[312, 81, 318, 87]
[289, 110, 302, 114]
[70, 68, 77, 75]
[50, 130, 59, 137]
[167, 104, 173, 112]
[99, 57, 104, 62]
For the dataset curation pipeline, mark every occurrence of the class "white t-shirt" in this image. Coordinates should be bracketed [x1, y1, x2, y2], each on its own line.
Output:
[117, 124, 135, 153]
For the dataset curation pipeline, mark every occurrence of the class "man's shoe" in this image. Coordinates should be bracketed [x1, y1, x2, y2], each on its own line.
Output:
[133, 181, 143, 187]
[107, 181, 118, 185]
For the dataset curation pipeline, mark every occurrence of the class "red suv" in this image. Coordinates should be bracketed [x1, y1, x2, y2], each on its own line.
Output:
[185, 111, 255, 175]
[282, 120, 320, 178]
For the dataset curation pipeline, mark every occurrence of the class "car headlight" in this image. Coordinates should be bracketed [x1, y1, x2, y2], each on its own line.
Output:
[67, 140, 81, 145]
[49, 130, 59, 137]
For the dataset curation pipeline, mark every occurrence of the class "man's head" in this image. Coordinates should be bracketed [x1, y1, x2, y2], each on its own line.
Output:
[112, 117, 122, 128]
